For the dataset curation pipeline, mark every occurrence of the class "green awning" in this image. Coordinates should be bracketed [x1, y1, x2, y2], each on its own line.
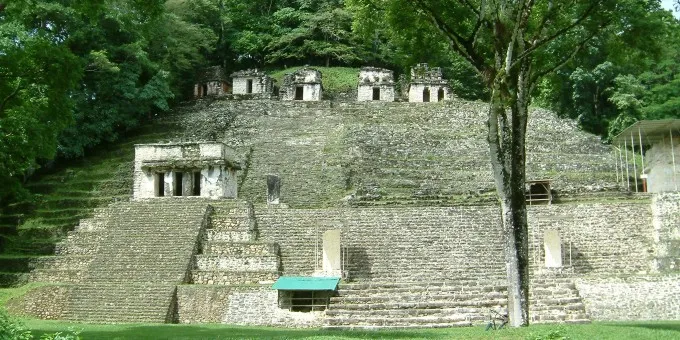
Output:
[271, 276, 340, 291]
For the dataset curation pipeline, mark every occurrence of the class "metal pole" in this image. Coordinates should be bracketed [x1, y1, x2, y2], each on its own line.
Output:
[625, 139, 630, 191]
[614, 148, 620, 183]
[618, 146, 624, 187]
[639, 127, 645, 173]
[632, 133, 638, 192]
[672, 128, 678, 191]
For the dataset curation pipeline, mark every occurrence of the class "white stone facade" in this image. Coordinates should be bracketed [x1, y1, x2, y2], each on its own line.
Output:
[133, 142, 239, 199]
[357, 67, 395, 102]
[645, 136, 680, 192]
[280, 68, 323, 101]
[408, 63, 452, 102]
[231, 69, 274, 96]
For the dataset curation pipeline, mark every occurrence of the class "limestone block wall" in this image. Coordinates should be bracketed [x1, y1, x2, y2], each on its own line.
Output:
[256, 205, 506, 281]
[280, 84, 322, 101]
[528, 202, 654, 275]
[357, 85, 395, 102]
[176, 285, 324, 326]
[408, 83, 450, 102]
[576, 275, 680, 321]
[646, 137, 680, 192]
[232, 76, 272, 95]
[256, 201, 658, 282]
[652, 193, 680, 271]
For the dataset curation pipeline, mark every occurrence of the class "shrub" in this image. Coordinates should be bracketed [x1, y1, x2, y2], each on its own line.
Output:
[0, 308, 32, 340]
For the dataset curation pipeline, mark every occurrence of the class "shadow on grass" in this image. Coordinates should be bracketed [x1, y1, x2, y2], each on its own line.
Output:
[30, 324, 446, 340]
[615, 321, 680, 332]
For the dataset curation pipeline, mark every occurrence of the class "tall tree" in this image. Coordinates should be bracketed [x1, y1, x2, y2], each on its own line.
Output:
[348, 0, 639, 326]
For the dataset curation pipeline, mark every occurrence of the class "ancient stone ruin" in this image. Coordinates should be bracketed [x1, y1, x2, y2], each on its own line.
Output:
[8, 86, 680, 329]
[357, 67, 395, 102]
[280, 67, 323, 101]
[194, 66, 230, 98]
[408, 63, 452, 102]
[133, 142, 240, 199]
[231, 69, 275, 97]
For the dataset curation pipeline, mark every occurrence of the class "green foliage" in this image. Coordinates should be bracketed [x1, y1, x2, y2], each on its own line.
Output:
[0, 308, 31, 340]
[534, 2, 679, 140]
[527, 326, 571, 340]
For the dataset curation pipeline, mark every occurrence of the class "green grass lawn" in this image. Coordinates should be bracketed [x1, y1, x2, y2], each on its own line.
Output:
[22, 319, 680, 340]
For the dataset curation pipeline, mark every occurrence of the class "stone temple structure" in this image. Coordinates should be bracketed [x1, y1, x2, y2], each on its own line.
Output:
[7, 97, 680, 329]
[133, 142, 240, 199]
[408, 63, 452, 102]
[194, 66, 230, 98]
[230, 69, 274, 97]
[356, 67, 395, 102]
[280, 67, 322, 101]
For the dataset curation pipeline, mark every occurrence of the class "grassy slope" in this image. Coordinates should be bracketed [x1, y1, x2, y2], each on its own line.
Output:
[0, 115, 182, 286]
[22, 320, 680, 340]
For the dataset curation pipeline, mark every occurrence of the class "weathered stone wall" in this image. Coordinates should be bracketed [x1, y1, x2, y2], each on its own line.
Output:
[357, 67, 395, 102]
[652, 193, 680, 272]
[357, 85, 395, 102]
[176, 285, 324, 326]
[528, 202, 654, 276]
[6, 285, 70, 320]
[232, 75, 273, 96]
[408, 83, 450, 102]
[576, 275, 680, 321]
[646, 137, 680, 192]
[182, 100, 618, 207]
[256, 201, 656, 281]
[256, 205, 506, 281]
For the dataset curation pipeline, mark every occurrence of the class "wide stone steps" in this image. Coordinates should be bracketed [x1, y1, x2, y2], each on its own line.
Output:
[30, 269, 86, 283]
[325, 281, 506, 329]
[325, 278, 591, 328]
[201, 241, 279, 256]
[31, 200, 213, 322]
[204, 229, 253, 243]
[194, 255, 279, 271]
[63, 283, 175, 323]
[191, 270, 279, 285]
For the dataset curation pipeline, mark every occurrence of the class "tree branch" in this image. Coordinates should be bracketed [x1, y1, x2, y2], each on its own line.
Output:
[511, 0, 602, 68]
[0, 81, 22, 115]
[413, 0, 489, 74]
[528, 21, 609, 89]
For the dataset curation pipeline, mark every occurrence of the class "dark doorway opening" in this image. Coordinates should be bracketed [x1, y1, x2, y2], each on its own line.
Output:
[438, 88, 445, 102]
[156, 173, 165, 197]
[423, 88, 430, 102]
[295, 86, 304, 100]
[202, 84, 208, 97]
[246, 79, 253, 94]
[174, 172, 183, 196]
[193, 172, 201, 196]
[372, 87, 380, 100]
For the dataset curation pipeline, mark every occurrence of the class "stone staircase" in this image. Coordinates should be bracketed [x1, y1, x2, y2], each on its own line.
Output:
[530, 277, 590, 324]
[32, 199, 211, 323]
[324, 280, 507, 329]
[190, 201, 280, 285]
[324, 277, 590, 329]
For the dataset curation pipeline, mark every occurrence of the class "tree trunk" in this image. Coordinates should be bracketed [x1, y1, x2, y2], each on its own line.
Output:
[487, 67, 531, 327]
